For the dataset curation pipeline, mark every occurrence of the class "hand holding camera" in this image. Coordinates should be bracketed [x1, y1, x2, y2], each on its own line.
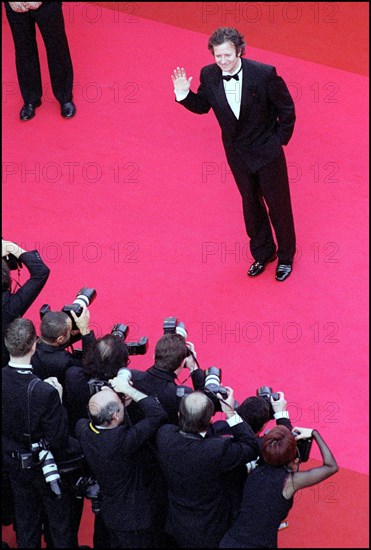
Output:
[184, 341, 198, 372]
[218, 385, 235, 417]
[109, 371, 147, 403]
[292, 427, 314, 462]
[292, 427, 313, 440]
[270, 391, 287, 414]
[2, 239, 25, 270]
[70, 306, 90, 336]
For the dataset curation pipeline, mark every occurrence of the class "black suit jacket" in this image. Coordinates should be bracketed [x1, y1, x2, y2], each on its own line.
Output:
[179, 58, 296, 173]
[2, 250, 50, 367]
[75, 396, 167, 534]
[31, 330, 96, 387]
[129, 365, 206, 425]
[2, 367, 69, 470]
[156, 420, 259, 548]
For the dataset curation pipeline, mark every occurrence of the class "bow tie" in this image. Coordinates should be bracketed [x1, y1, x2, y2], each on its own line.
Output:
[222, 66, 242, 82]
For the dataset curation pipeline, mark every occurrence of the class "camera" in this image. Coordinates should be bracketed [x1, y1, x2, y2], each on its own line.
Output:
[24, 439, 63, 498]
[40, 287, 97, 331]
[163, 317, 188, 339]
[75, 476, 101, 514]
[292, 430, 313, 463]
[88, 378, 112, 396]
[2, 252, 22, 271]
[163, 317, 193, 360]
[204, 367, 228, 400]
[62, 287, 97, 329]
[88, 368, 132, 397]
[256, 386, 280, 419]
[111, 323, 129, 340]
[1, 238, 23, 271]
[111, 323, 149, 356]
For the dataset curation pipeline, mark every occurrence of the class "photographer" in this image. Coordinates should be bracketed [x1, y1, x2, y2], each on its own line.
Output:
[64, 333, 131, 548]
[209, 390, 293, 526]
[155, 387, 259, 548]
[2, 318, 76, 548]
[31, 306, 95, 387]
[64, 333, 129, 435]
[75, 376, 167, 548]
[219, 425, 338, 548]
[2, 239, 50, 367]
[128, 333, 205, 425]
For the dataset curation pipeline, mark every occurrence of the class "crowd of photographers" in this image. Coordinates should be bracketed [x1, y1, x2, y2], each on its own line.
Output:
[2, 240, 338, 549]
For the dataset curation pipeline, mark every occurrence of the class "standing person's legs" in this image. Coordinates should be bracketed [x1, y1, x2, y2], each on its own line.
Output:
[35, 2, 74, 106]
[228, 153, 277, 263]
[258, 149, 296, 265]
[5, 6, 42, 105]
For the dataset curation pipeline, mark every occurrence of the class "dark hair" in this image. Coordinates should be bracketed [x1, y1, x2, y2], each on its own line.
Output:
[5, 318, 37, 357]
[88, 398, 120, 426]
[83, 334, 129, 380]
[154, 333, 189, 373]
[208, 27, 246, 56]
[237, 396, 270, 434]
[261, 426, 297, 466]
[40, 311, 70, 342]
[179, 391, 215, 434]
[2, 259, 11, 292]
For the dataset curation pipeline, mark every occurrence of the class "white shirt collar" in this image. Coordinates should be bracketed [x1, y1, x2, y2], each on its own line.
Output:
[8, 361, 33, 373]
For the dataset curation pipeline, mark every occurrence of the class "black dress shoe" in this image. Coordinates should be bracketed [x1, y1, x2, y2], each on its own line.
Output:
[20, 100, 41, 121]
[247, 254, 277, 277]
[275, 264, 292, 282]
[61, 101, 76, 118]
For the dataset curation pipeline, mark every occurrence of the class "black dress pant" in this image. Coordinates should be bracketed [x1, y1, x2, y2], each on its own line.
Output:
[228, 148, 296, 264]
[5, 2, 73, 105]
[8, 467, 73, 548]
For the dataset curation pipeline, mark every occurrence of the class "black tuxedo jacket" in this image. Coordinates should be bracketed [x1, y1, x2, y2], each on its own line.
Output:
[156, 420, 259, 548]
[179, 57, 296, 173]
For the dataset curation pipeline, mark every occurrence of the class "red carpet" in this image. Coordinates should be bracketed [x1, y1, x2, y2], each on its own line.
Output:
[2, 3, 368, 548]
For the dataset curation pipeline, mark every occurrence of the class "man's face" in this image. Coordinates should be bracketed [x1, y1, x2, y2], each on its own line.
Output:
[213, 41, 240, 73]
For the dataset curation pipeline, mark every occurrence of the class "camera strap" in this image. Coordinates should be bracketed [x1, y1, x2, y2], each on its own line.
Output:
[25, 378, 49, 468]
[25, 378, 42, 445]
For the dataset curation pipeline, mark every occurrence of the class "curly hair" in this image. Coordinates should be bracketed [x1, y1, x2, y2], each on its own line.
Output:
[208, 27, 246, 56]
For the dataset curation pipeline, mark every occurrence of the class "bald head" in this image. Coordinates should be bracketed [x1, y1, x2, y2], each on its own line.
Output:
[88, 388, 124, 427]
[179, 391, 214, 434]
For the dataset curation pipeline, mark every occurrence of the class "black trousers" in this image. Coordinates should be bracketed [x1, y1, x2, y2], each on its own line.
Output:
[227, 148, 296, 264]
[5, 2, 73, 105]
[8, 467, 73, 548]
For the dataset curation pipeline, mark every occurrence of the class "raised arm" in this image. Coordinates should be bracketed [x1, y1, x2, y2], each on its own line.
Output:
[283, 428, 338, 499]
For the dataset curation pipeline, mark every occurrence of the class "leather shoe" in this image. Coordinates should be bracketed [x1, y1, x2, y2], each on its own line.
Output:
[275, 264, 292, 282]
[20, 100, 41, 121]
[247, 254, 277, 277]
[61, 101, 76, 118]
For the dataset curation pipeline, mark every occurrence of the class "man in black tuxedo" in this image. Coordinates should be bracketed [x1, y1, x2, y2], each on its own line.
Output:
[172, 27, 296, 281]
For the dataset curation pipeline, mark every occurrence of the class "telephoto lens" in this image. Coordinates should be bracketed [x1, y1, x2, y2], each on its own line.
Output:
[39, 449, 62, 498]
